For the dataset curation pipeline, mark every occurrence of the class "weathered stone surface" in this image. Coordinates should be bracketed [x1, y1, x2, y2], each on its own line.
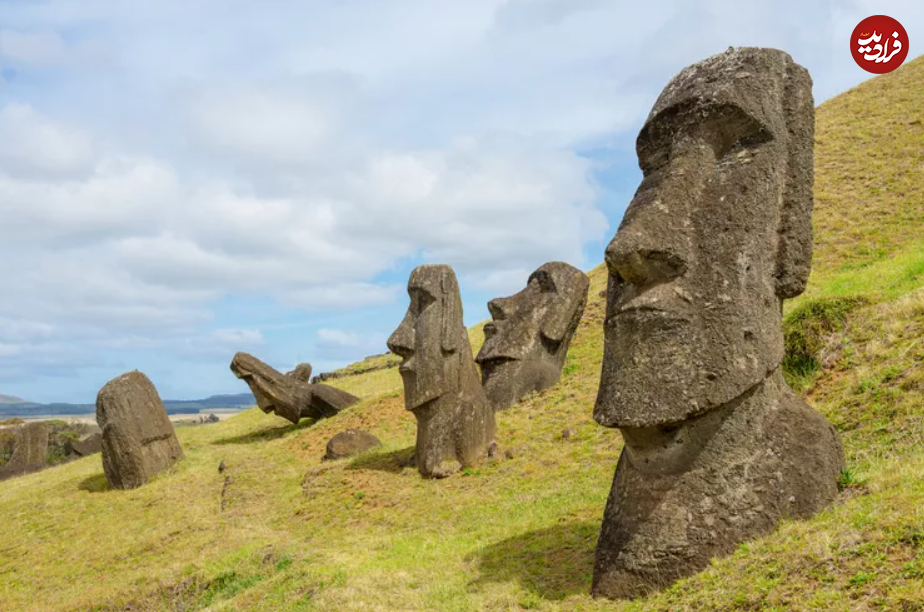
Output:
[71, 432, 103, 457]
[230, 353, 360, 424]
[0, 422, 48, 481]
[97, 371, 184, 490]
[323, 429, 382, 461]
[388, 265, 496, 478]
[476, 262, 589, 411]
[592, 47, 844, 599]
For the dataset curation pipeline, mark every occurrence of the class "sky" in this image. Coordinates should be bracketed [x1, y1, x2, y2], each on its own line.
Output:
[0, 0, 921, 403]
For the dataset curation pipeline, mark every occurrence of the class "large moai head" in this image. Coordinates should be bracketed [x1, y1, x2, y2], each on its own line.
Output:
[594, 47, 814, 431]
[387, 264, 466, 410]
[476, 262, 589, 410]
[591, 48, 842, 601]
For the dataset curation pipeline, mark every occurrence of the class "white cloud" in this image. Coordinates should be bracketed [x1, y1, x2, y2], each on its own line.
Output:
[0, 102, 96, 179]
[0, 29, 65, 66]
[315, 327, 387, 360]
[211, 328, 264, 346]
[317, 328, 361, 348]
[280, 283, 401, 310]
[3, 0, 924, 400]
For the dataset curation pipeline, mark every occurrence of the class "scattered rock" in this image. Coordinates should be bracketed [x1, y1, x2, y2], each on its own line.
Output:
[0, 422, 48, 481]
[261, 548, 277, 566]
[97, 370, 184, 490]
[323, 429, 382, 461]
[218, 460, 227, 473]
[504, 448, 517, 460]
[561, 428, 573, 440]
[71, 432, 103, 457]
[429, 460, 462, 479]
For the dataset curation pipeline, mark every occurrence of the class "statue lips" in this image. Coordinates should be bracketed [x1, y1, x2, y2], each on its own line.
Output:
[611, 292, 693, 326]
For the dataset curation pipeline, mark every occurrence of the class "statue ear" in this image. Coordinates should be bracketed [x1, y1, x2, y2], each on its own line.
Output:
[440, 270, 460, 353]
[540, 273, 589, 343]
[775, 61, 814, 299]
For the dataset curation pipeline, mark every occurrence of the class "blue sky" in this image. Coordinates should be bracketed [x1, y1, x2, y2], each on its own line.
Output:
[0, 0, 920, 403]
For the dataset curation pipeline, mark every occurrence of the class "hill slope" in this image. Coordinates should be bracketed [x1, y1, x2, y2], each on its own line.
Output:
[0, 394, 28, 404]
[1, 56, 923, 612]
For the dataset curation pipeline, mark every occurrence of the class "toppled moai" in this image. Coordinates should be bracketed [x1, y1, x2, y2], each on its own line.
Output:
[0, 422, 49, 481]
[70, 432, 103, 457]
[476, 262, 589, 410]
[230, 353, 360, 424]
[97, 371, 184, 490]
[592, 47, 844, 599]
[387, 265, 496, 478]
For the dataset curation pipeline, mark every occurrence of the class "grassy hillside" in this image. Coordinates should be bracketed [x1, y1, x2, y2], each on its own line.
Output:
[1, 56, 923, 612]
[0, 394, 28, 404]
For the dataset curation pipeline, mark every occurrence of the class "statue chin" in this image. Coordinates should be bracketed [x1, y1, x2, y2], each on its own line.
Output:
[619, 399, 734, 478]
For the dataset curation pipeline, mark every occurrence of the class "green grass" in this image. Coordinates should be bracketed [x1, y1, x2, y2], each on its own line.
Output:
[3, 55, 924, 612]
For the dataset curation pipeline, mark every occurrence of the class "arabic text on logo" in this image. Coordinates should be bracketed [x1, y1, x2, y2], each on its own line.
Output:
[851, 15, 909, 74]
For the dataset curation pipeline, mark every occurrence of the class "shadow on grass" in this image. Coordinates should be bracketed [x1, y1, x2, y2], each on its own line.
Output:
[213, 418, 317, 445]
[346, 446, 415, 474]
[78, 472, 111, 493]
[468, 520, 599, 601]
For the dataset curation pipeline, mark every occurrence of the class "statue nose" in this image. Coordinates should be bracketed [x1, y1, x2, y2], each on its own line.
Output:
[605, 236, 687, 287]
[387, 320, 414, 358]
[487, 297, 511, 321]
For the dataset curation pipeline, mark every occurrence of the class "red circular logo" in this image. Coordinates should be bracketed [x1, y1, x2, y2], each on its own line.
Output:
[851, 15, 909, 74]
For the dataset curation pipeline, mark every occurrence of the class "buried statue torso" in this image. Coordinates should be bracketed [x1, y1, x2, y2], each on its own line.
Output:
[593, 370, 843, 598]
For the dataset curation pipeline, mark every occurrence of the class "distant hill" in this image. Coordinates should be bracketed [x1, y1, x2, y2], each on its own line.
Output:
[0, 392, 255, 418]
[0, 394, 28, 404]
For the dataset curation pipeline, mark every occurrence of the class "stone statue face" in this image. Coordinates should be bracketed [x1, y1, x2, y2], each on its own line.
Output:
[476, 262, 588, 408]
[388, 265, 462, 411]
[594, 49, 814, 429]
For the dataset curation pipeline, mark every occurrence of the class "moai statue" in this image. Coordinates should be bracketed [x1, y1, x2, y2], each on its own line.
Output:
[476, 262, 589, 411]
[592, 48, 845, 599]
[388, 265, 496, 478]
[97, 371, 184, 490]
[0, 422, 48, 481]
[230, 353, 360, 424]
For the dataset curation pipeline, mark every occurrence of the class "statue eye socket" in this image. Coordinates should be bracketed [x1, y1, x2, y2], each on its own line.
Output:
[528, 272, 556, 293]
[637, 103, 773, 172]
[411, 289, 436, 310]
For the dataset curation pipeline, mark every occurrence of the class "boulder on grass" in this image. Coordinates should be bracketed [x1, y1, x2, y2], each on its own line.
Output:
[97, 371, 184, 490]
[0, 422, 49, 481]
[323, 429, 381, 461]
